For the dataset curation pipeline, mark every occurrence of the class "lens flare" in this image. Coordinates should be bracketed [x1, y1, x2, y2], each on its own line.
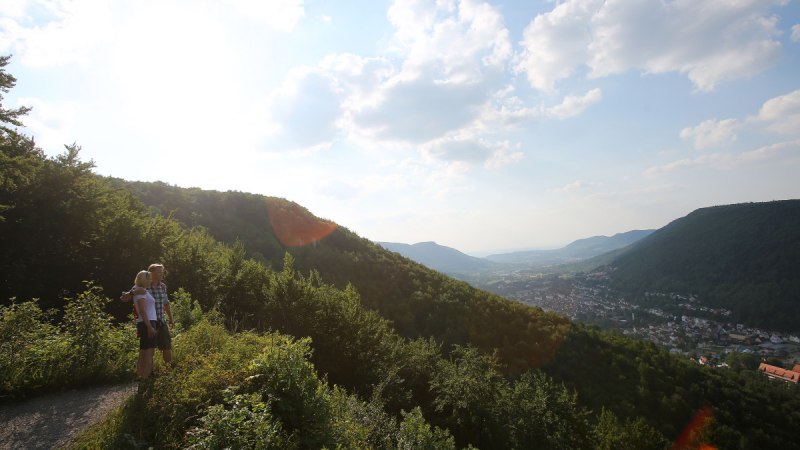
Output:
[266, 199, 337, 247]
[672, 406, 716, 450]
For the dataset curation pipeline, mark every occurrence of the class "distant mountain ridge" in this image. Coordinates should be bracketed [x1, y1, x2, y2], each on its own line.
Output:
[377, 241, 495, 274]
[378, 230, 654, 275]
[605, 200, 800, 331]
[486, 230, 654, 266]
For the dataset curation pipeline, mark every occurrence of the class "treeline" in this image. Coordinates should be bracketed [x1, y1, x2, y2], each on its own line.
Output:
[115, 179, 572, 373]
[607, 201, 800, 331]
[113, 171, 800, 448]
[3, 56, 800, 448]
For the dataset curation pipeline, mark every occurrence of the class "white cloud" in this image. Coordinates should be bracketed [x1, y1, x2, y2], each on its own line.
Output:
[514, 0, 596, 92]
[16, 96, 76, 154]
[0, 0, 113, 67]
[545, 88, 602, 119]
[352, 74, 497, 143]
[680, 90, 800, 153]
[680, 118, 739, 150]
[0, 0, 29, 20]
[792, 24, 800, 42]
[265, 67, 343, 150]
[387, 0, 510, 79]
[353, 0, 512, 143]
[267, 0, 525, 167]
[0, 0, 304, 68]
[418, 136, 523, 168]
[262, 0, 605, 167]
[484, 141, 524, 169]
[516, 0, 787, 92]
[755, 89, 800, 134]
[644, 139, 800, 176]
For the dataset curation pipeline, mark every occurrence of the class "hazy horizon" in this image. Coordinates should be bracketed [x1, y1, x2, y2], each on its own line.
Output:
[3, 0, 799, 253]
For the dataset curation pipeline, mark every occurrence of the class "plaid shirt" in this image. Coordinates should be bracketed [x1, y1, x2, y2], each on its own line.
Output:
[147, 282, 169, 322]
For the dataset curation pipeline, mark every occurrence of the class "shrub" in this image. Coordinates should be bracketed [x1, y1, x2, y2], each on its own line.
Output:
[61, 283, 137, 384]
[397, 407, 456, 450]
[0, 286, 136, 399]
[170, 288, 204, 332]
[0, 299, 68, 396]
[186, 390, 293, 450]
[247, 336, 334, 448]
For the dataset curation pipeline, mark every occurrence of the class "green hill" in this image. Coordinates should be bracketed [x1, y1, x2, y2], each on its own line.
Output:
[109, 179, 569, 372]
[606, 201, 800, 331]
[113, 179, 800, 445]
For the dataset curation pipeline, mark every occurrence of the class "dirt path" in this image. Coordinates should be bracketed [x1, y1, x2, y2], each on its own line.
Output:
[0, 383, 136, 450]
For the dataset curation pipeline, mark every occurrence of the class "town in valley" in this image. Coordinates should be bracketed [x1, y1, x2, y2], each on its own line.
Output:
[476, 267, 800, 382]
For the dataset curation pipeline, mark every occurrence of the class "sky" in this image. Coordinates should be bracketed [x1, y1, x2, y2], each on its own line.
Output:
[2, 0, 800, 256]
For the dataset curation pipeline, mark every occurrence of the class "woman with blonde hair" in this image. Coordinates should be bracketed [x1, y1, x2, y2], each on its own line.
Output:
[133, 270, 158, 379]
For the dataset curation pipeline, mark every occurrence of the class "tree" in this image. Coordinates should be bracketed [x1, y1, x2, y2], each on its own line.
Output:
[0, 55, 31, 132]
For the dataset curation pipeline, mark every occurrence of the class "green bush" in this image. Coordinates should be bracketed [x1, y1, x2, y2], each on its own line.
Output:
[0, 299, 68, 396]
[397, 407, 455, 450]
[62, 284, 138, 384]
[170, 288, 204, 332]
[246, 336, 334, 448]
[0, 286, 136, 399]
[186, 391, 292, 450]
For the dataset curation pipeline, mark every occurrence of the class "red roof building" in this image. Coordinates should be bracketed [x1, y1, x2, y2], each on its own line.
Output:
[758, 363, 800, 384]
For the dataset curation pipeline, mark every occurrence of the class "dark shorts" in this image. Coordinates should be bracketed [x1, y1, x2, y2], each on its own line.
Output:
[138, 321, 159, 350]
[157, 322, 172, 350]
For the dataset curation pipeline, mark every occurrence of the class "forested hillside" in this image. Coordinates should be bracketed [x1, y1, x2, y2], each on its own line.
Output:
[606, 201, 800, 331]
[3, 57, 800, 449]
[113, 180, 800, 447]
[111, 179, 571, 372]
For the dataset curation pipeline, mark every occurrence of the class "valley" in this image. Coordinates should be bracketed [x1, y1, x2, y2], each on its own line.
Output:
[480, 268, 800, 370]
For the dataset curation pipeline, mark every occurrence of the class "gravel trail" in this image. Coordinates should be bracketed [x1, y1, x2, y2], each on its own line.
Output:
[0, 383, 136, 450]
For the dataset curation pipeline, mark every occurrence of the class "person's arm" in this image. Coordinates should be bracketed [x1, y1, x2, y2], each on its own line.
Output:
[162, 282, 174, 326]
[164, 303, 174, 327]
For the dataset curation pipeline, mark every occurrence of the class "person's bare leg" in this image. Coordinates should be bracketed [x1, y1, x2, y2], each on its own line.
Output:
[161, 349, 172, 365]
[138, 348, 155, 379]
[136, 351, 145, 378]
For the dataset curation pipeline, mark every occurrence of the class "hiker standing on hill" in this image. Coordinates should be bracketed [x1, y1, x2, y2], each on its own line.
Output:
[122, 264, 175, 366]
[132, 270, 157, 379]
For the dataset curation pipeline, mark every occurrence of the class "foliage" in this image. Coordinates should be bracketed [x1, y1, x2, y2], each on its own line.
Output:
[0, 288, 136, 400]
[397, 407, 456, 450]
[170, 287, 204, 331]
[592, 408, 668, 450]
[246, 336, 333, 448]
[0, 300, 65, 397]
[607, 201, 800, 331]
[82, 316, 459, 450]
[186, 391, 291, 450]
[544, 323, 800, 448]
[117, 179, 573, 373]
[0, 55, 31, 133]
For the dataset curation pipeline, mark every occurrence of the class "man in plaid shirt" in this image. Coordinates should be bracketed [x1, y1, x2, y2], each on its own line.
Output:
[147, 263, 174, 364]
[122, 263, 175, 365]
